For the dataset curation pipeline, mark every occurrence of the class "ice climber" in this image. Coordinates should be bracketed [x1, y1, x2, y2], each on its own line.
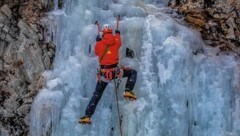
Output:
[79, 24, 138, 124]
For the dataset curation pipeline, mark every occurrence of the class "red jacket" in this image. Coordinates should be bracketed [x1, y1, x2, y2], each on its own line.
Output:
[95, 33, 122, 65]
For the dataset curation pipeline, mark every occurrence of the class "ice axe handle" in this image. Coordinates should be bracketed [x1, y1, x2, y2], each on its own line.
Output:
[95, 21, 100, 35]
[117, 15, 120, 30]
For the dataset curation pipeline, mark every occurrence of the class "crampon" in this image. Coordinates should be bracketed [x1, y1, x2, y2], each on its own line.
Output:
[79, 116, 91, 125]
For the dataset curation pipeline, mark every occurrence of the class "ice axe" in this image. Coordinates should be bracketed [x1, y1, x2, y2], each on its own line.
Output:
[95, 21, 101, 36]
[116, 15, 120, 30]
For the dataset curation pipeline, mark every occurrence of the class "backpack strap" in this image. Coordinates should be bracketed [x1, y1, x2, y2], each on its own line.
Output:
[99, 45, 109, 63]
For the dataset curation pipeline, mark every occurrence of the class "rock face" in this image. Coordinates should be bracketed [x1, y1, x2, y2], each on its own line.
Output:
[0, 1, 56, 135]
[170, 0, 240, 55]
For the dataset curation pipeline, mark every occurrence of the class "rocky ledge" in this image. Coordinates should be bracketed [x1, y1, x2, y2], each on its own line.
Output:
[170, 0, 240, 55]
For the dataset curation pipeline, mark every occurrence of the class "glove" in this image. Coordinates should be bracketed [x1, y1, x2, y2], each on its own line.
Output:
[96, 35, 102, 42]
[115, 30, 120, 34]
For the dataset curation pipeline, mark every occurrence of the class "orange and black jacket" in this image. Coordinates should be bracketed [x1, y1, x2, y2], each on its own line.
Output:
[95, 33, 122, 65]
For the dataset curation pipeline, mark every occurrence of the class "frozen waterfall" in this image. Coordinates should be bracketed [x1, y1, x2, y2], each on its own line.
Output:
[30, 0, 240, 136]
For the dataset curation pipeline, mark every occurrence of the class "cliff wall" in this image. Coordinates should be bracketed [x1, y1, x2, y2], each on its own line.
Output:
[0, 0, 56, 135]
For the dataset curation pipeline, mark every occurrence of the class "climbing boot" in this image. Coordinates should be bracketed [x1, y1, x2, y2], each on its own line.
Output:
[79, 116, 91, 124]
[124, 90, 137, 101]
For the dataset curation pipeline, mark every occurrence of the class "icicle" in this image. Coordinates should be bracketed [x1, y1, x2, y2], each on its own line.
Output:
[54, 0, 59, 10]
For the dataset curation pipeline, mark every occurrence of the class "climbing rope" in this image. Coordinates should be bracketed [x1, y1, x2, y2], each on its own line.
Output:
[113, 78, 123, 136]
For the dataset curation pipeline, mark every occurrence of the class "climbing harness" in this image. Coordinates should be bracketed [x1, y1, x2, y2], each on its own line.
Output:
[97, 65, 123, 82]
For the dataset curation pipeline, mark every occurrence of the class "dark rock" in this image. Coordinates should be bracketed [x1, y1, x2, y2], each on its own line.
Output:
[1, 5, 12, 19]
[17, 20, 39, 41]
[0, 31, 6, 40]
[0, 12, 6, 22]
[17, 104, 31, 116]
[0, 22, 4, 29]
[2, 25, 10, 33]
[226, 27, 236, 39]
[226, 17, 237, 28]
[5, 34, 14, 42]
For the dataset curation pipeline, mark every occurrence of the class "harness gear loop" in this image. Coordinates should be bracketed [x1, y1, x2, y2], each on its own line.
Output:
[113, 78, 123, 136]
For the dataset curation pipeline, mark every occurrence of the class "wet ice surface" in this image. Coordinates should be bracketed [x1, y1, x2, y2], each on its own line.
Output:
[30, 0, 240, 136]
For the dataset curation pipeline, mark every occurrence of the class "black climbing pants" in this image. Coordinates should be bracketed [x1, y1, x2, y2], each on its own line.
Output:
[85, 68, 137, 117]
